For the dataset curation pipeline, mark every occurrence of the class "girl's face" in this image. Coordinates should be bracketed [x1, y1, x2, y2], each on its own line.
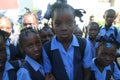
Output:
[40, 28, 54, 44]
[22, 32, 42, 61]
[0, 41, 7, 69]
[104, 11, 116, 26]
[88, 25, 99, 40]
[97, 44, 116, 66]
[52, 8, 75, 41]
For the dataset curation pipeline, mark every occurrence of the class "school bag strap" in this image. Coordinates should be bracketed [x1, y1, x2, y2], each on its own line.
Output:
[43, 40, 53, 63]
[90, 71, 96, 80]
[9, 44, 24, 61]
[8, 60, 23, 80]
[114, 27, 118, 37]
[99, 25, 118, 37]
[106, 62, 114, 80]
[22, 61, 45, 80]
[76, 36, 86, 58]
[43, 36, 86, 62]
[8, 69, 17, 80]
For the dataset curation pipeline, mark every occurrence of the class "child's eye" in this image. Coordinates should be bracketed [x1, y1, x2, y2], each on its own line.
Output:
[55, 22, 61, 26]
[28, 45, 33, 48]
[66, 20, 74, 25]
[110, 54, 115, 58]
[41, 35, 47, 39]
[36, 41, 42, 46]
[101, 53, 108, 57]
[48, 34, 53, 38]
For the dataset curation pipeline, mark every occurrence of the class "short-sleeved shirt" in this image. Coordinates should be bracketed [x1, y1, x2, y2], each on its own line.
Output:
[51, 35, 92, 80]
[98, 25, 120, 43]
[6, 39, 11, 60]
[86, 37, 97, 58]
[17, 48, 51, 80]
[5, 34, 20, 61]
[90, 58, 120, 80]
[2, 61, 14, 80]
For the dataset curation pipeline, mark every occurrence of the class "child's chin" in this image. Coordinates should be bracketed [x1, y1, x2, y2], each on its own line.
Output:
[103, 63, 110, 66]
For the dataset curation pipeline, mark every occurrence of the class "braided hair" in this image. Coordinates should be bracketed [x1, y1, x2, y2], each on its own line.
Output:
[39, 23, 55, 34]
[18, 27, 40, 47]
[96, 41, 118, 56]
[51, 2, 75, 19]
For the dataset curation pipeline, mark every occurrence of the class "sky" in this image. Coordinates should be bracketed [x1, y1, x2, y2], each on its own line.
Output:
[31, 0, 110, 29]
[31, 0, 111, 20]
[1, 0, 120, 29]
[0, 0, 117, 20]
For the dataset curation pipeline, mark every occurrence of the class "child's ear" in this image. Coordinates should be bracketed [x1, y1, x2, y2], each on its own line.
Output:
[103, 15, 105, 19]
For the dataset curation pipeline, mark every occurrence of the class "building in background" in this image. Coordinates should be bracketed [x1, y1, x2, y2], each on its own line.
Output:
[0, 0, 18, 10]
[0, 0, 120, 27]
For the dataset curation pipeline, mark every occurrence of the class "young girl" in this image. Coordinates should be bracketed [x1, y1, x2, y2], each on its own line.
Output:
[86, 22, 99, 58]
[43, 3, 92, 80]
[38, 23, 54, 44]
[90, 41, 120, 80]
[17, 28, 55, 80]
[73, 24, 83, 38]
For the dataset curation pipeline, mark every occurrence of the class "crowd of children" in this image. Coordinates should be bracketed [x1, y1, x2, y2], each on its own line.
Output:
[0, 2, 120, 80]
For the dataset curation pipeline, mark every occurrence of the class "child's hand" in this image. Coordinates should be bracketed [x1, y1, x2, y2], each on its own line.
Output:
[45, 73, 56, 80]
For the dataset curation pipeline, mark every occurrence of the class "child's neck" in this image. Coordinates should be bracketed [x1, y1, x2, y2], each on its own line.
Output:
[95, 59, 105, 73]
[57, 37, 72, 51]
[36, 57, 43, 64]
[105, 24, 112, 30]
[89, 37, 96, 45]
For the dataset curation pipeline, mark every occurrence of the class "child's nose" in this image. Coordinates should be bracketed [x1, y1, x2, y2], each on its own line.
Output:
[105, 56, 111, 61]
[46, 36, 50, 41]
[61, 23, 68, 30]
[33, 45, 39, 51]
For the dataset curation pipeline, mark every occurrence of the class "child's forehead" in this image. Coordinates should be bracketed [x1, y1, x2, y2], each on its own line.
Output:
[99, 43, 116, 51]
[23, 33, 40, 44]
[53, 8, 75, 18]
[98, 46, 116, 56]
[25, 32, 39, 38]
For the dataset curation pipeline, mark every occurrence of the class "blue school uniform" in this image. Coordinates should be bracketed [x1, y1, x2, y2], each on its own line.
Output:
[17, 48, 51, 80]
[2, 61, 14, 80]
[49, 35, 92, 80]
[6, 39, 11, 60]
[86, 37, 97, 58]
[98, 25, 120, 43]
[6, 37, 22, 61]
[90, 58, 120, 80]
